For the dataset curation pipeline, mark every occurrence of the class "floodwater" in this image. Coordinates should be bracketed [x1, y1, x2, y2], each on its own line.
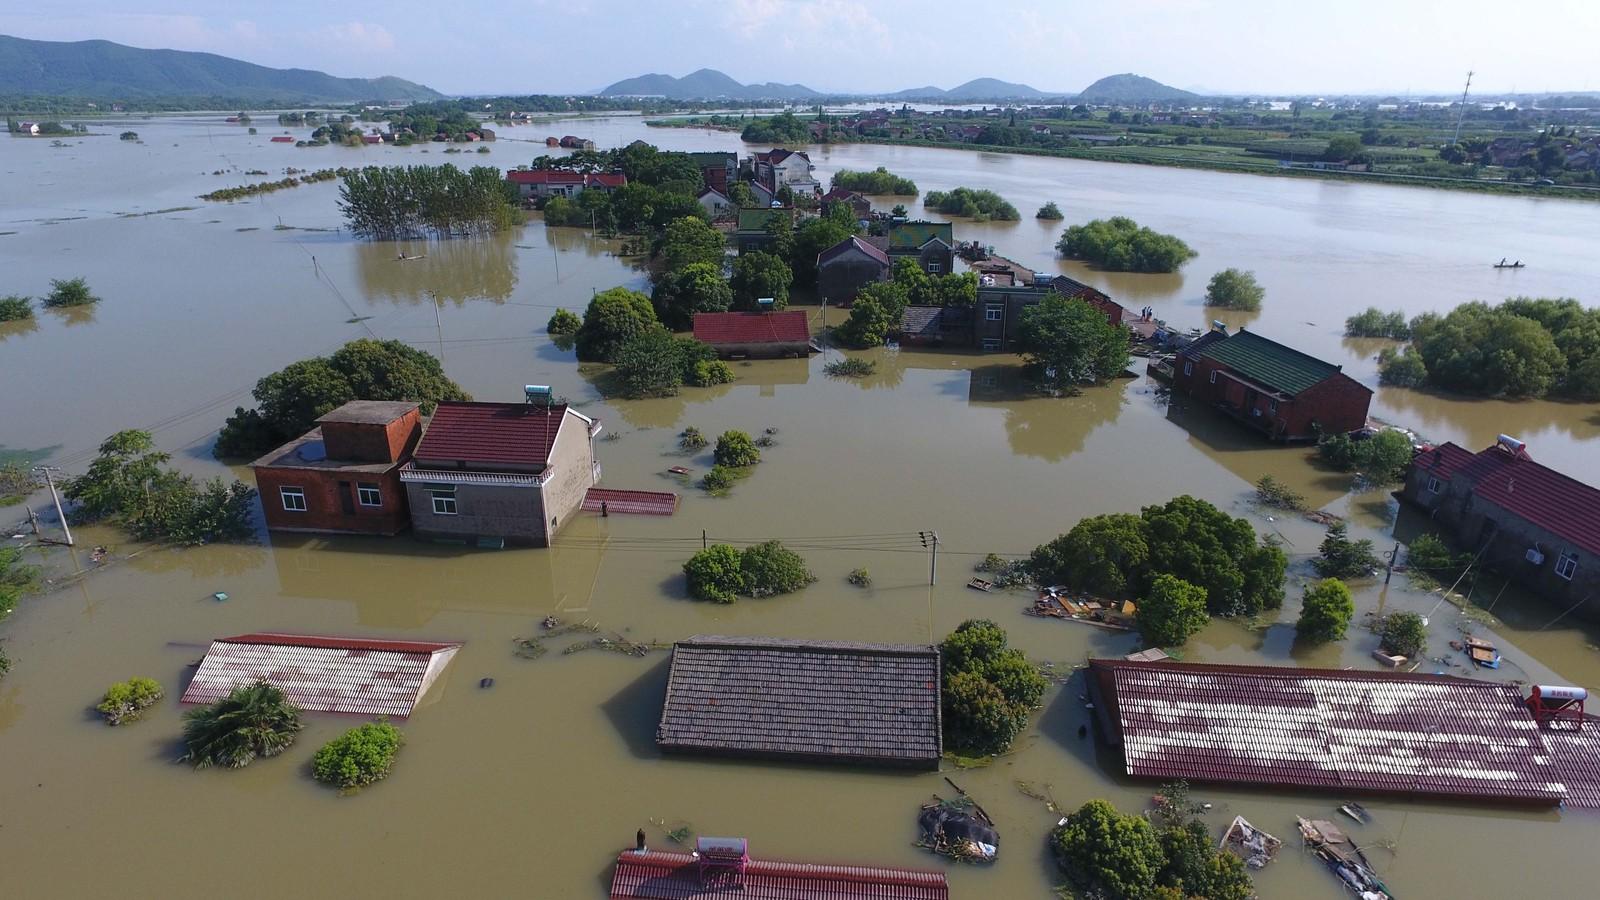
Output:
[2, 114, 1599, 899]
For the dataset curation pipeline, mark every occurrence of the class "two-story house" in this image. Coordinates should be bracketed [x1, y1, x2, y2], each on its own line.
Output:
[250, 401, 423, 536]
[751, 149, 820, 197]
[885, 221, 954, 276]
[1171, 328, 1372, 441]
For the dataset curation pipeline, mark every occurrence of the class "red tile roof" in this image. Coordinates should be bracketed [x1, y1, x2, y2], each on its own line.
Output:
[180, 633, 461, 717]
[586, 172, 628, 188]
[1455, 443, 1600, 557]
[414, 402, 582, 469]
[693, 311, 811, 346]
[507, 169, 584, 184]
[1089, 659, 1568, 806]
[817, 235, 889, 268]
[1413, 441, 1478, 482]
[583, 488, 679, 516]
[609, 849, 949, 900]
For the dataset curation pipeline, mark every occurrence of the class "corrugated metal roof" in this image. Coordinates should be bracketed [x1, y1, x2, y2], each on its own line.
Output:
[583, 488, 679, 516]
[1199, 329, 1352, 397]
[692, 311, 811, 346]
[1542, 715, 1600, 809]
[413, 401, 575, 470]
[180, 633, 461, 717]
[1457, 443, 1600, 557]
[657, 636, 941, 767]
[1090, 659, 1568, 805]
[609, 849, 949, 900]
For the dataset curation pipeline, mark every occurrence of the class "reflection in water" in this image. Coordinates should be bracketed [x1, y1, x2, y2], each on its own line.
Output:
[0, 317, 40, 342]
[1378, 384, 1600, 446]
[45, 305, 96, 327]
[1162, 385, 1350, 510]
[127, 541, 268, 579]
[968, 365, 1130, 462]
[356, 231, 520, 305]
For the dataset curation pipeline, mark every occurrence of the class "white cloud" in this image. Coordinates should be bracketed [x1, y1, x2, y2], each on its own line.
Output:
[310, 21, 397, 54]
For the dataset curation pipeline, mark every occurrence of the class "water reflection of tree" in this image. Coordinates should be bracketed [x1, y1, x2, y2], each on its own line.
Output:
[821, 348, 906, 391]
[1377, 383, 1600, 444]
[45, 305, 96, 327]
[127, 542, 268, 579]
[0, 317, 40, 342]
[578, 365, 740, 430]
[967, 365, 1130, 462]
[355, 231, 519, 306]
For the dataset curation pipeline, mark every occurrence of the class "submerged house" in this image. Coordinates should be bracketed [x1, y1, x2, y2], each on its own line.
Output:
[750, 148, 820, 197]
[1171, 328, 1372, 441]
[816, 235, 890, 305]
[609, 837, 949, 900]
[692, 311, 815, 359]
[656, 635, 942, 769]
[885, 221, 954, 275]
[688, 151, 737, 193]
[1401, 437, 1600, 617]
[250, 400, 422, 536]
[399, 394, 603, 548]
[732, 207, 794, 254]
[181, 633, 461, 717]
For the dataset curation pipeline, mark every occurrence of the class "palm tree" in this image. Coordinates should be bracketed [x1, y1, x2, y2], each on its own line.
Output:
[179, 681, 304, 769]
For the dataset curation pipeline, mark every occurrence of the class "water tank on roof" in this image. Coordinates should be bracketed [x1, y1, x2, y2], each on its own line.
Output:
[1498, 434, 1526, 454]
[524, 384, 552, 405]
[757, 298, 774, 310]
[1535, 685, 1588, 701]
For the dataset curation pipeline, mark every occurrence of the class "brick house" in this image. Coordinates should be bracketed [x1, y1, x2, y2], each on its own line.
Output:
[688, 151, 737, 193]
[399, 399, 603, 548]
[816, 235, 890, 305]
[1400, 437, 1600, 620]
[885, 221, 954, 275]
[250, 401, 423, 536]
[692, 311, 814, 359]
[820, 187, 871, 221]
[733, 207, 795, 254]
[1171, 329, 1372, 441]
[506, 169, 626, 200]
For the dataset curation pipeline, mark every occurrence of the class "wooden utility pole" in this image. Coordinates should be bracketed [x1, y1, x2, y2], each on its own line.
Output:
[921, 530, 939, 586]
[35, 466, 73, 546]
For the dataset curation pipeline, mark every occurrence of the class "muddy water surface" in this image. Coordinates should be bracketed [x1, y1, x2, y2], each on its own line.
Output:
[2, 115, 1599, 899]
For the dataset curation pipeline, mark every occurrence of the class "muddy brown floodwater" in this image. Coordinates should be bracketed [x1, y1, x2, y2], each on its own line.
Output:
[2, 114, 1599, 899]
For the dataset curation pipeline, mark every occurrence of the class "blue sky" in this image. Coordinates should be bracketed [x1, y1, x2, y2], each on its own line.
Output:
[4, 1, 1597, 96]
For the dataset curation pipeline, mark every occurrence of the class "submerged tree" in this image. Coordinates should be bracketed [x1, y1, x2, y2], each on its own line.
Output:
[339, 165, 520, 240]
[179, 681, 304, 769]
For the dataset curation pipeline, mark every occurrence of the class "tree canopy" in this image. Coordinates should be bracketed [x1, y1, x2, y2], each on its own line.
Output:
[651, 262, 733, 330]
[65, 430, 256, 545]
[683, 541, 814, 603]
[576, 287, 661, 362]
[739, 111, 811, 143]
[922, 187, 1019, 221]
[657, 216, 727, 272]
[1203, 268, 1264, 311]
[313, 721, 404, 791]
[1386, 298, 1600, 399]
[1015, 295, 1131, 390]
[339, 165, 519, 240]
[939, 619, 1046, 755]
[730, 251, 792, 309]
[1057, 217, 1196, 273]
[1297, 578, 1356, 643]
[831, 166, 917, 195]
[180, 681, 303, 769]
[1052, 793, 1253, 900]
[1136, 574, 1211, 646]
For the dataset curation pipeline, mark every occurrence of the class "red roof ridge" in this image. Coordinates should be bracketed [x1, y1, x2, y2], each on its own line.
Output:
[1089, 656, 1499, 687]
[612, 849, 948, 886]
[218, 632, 462, 654]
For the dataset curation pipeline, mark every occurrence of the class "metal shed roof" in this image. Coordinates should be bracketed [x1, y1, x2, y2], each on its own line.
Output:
[1198, 329, 1351, 397]
[609, 849, 949, 900]
[180, 633, 461, 717]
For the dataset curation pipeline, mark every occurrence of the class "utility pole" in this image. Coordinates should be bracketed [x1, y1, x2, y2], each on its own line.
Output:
[428, 289, 446, 366]
[35, 466, 73, 546]
[920, 530, 939, 586]
[1451, 70, 1474, 145]
[1386, 541, 1400, 584]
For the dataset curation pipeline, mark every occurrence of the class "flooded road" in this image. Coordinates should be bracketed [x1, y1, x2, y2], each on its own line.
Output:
[2, 114, 1599, 898]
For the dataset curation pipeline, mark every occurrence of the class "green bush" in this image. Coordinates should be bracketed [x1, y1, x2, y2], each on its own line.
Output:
[1345, 307, 1411, 339]
[1057, 216, 1195, 273]
[1051, 800, 1163, 899]
[1317, 430, 1414, 483]
[683, 544, 745, 602]
[922, 187, 1019, 221]
[0, 646, 9, 680]
[1296, 578, 1356, 643]
[831, 167, 917, 195]
[1405, 533, 1465, 588]
[42, 277, 99, 308]
[1036, 201, 1064, 220]
[678, 426, 707, 450]
[546, 309, 581, 335]
[939, 619, 1046, 755]
[0, 294, 33, 321]
[847, 567, 871, 587]
[1, 546, 41, 624]
[1254, 475, 1306, 511]
[823, 357, 876, 378]
[701, 465, 735, 492]
[713, 430, 760, 467]
[312, 720, 404, 791]
[64, 430, 256, 545]
[689, 359, 735, 387]
[576, 287, 660, 362]
[1379, 610, 1428, 658]
[1314, 521, 1381, 579]
[682, 540, 814, 602]
[1136, 574, 1210, 647]
[1203, 268, 1264, 311]
[96, 677, 164, 725]
[1377, 345, 1429, 387]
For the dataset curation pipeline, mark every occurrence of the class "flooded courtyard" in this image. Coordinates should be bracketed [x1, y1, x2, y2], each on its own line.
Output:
[3, 114, 1599, 898]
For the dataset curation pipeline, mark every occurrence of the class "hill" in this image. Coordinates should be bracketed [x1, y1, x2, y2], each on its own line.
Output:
[1075, 73, 1197, 103]
[0, 35, 440, 102]
[883, 78, 1064, 101]
[601, 68, 820, 101]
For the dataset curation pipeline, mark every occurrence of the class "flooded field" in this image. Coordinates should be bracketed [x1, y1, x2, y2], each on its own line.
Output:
[3, 114, 1599, 898]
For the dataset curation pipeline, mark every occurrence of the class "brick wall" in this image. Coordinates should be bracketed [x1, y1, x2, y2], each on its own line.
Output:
[1292, 373, 1373, 437]
[254, 467, 409, 535]
[321, 410, 422, 464]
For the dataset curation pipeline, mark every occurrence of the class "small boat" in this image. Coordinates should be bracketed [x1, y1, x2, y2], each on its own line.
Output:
[1298, 817, 1393, 899]
[1338, 803, 1371, 824]
[666, 466, 691, 475]
[1493, 258, 1525, 268]
[1464, 636, 1501, 669]
[1220, 816, 1281, 870]
[395, 253, 426, 261]
[967, 578, 994, 592]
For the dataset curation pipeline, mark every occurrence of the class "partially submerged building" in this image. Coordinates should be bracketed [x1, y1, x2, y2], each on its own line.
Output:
[250, 400, 422, 536]
[1401, 437, 1599, 616]
[400, 394, 603, 548]
[656, 636, 942, 769]
[180, 632, 461, 717]
[816, 234, 890, 305]
[1171, 328, 1372, 441]
[609, 837, 949, 899]
[733, 207, 794, 254]
[1087, 657, 1600, 808]
[885, 221, 954, 275]
[692, 311, 815, 359]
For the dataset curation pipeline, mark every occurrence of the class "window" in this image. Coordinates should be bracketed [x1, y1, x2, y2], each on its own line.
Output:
[1183, 361, 1193, 376]
[981, 337, 1002, 351]
[984, 305, 1003, 321]
[1555, 552, 1578, 581]
[430, 488, 457, 516]
[280, 486, 307, 512]
[1426, 476, 1442, 494]
[1208, 370, 1218, 384]
[927, 262, 942, 274]
[357, 483, 382, 507]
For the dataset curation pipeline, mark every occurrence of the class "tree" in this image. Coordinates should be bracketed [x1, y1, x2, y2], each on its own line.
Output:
[1141, 495, 1285, 616]
[1315, 521, 1381, 579]
[1015, 295, 1131, 391]
[727, 181, 756, 208]
[683, 544, 746, 603]
[1204, 268, 1265, 311]
[651, 262, 733, 330]
[1136, 574, 1211, 646]
[1057, 217, 1196, 273]
[739, 540, 816, 596]
[1029, 513, 1149, 597]
[714, 430, 760, 467]
[547, 309, 581, 335]
[921, 187, 1019, 221]
[830, 166, 917, 195]
[1409, 301, 1568, 398]
[658, 216, 726, 272]
[942, 670, 1026, 756]
[730, 251, 792, 309]
[1377, 346, 1428, 387]
[64, 430, 171, 523]
[313, 721, 404, 791]
[42, 277, 99, 308]
[1380, 610, 1428, 658]
[614, 329, 685, 398]
[1050, 800, 1163, 899]
[1317, 429, 1414, 482]
[1156, 820, 1254, 900]
[791, 218, 853, 287]
[1346, 307, 1411, 339]
[939, 619, 1045, 755]
[1323, 135, 1363, 161]
[338, 165, 519, 240]
[0, 295, 32, 321]
[575, 287, 660, 362]
[1036, 201, 1064, 220]
[179, 681, 304, 769]
[1297, 578, 1356, 643]
[833, 282, 910, 349]
[701, 465, 735, 492]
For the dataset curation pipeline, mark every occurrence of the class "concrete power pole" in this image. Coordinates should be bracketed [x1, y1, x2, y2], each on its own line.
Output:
[920, 530, 939, 586]
[34, 466, 73, 546]
[1451, 70, 1474, 146]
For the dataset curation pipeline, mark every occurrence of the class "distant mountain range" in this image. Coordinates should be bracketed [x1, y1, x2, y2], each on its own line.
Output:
[0, 35, 440, 102]
[599, 69, 1196, 103]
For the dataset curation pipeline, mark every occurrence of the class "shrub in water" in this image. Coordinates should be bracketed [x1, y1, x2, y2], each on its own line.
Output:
[313, 720, 404, 791]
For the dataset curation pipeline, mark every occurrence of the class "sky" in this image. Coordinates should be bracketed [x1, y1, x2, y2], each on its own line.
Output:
[4, 1, 1598, 97]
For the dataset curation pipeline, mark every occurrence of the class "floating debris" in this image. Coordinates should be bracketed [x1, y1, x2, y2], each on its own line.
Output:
[211, 591, 228, 602]
[563, 634, 669, 657]
[1219, 816, 1280, 870]
[479, 677, 495, 689]
[648, 816, 694, 845]
[1014, 780, 1061, 813]
[917, 795, 998, 863]
[1338, 803, 1372, 824]
[1298, 817, 1394, 899]
[514, 620, 600, 659]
